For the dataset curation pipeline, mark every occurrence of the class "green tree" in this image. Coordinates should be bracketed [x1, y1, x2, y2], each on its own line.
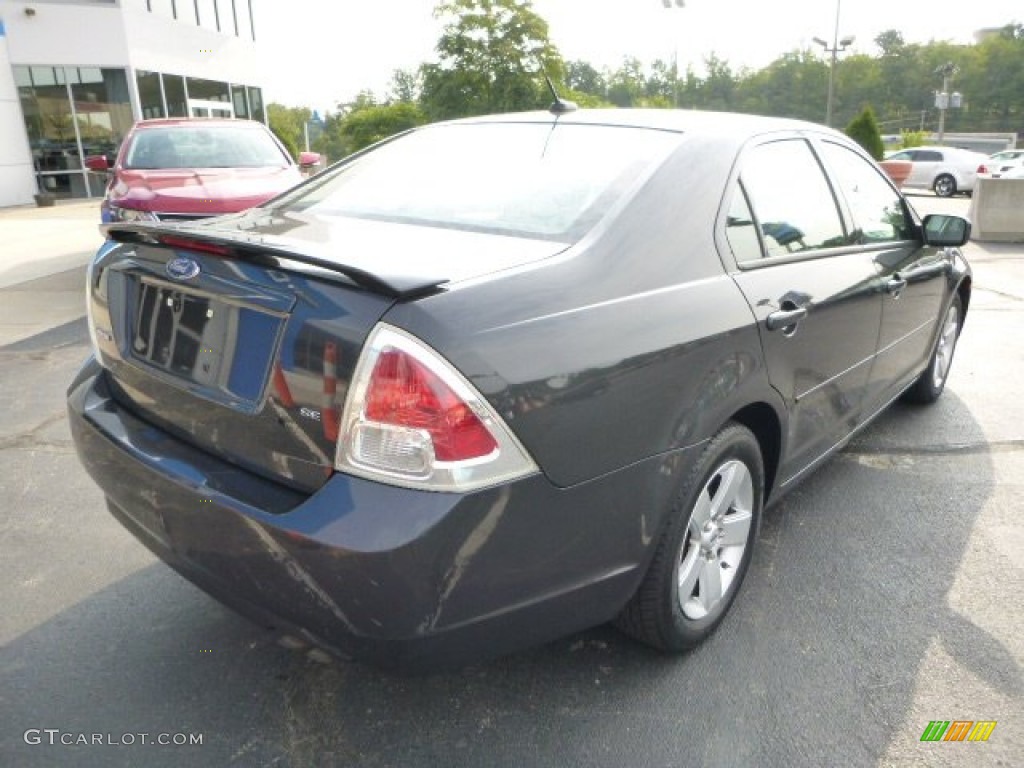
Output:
[388, 69, 422, 103]
[419, 0, 564, 120]
[267, 103, 311, 160]
[565, 60, 606, 98]
[606, 57, 646, 107]
[341, 102, 428, 153]
[845, 105, 885, 160]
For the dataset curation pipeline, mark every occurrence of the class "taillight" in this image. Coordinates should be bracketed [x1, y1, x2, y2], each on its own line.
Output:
[335, 324, 537, 492]
[364, 350, 498, 461]
[977, 164, 988, 174]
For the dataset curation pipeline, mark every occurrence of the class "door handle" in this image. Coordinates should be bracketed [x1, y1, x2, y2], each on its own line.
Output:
[766, 306, 808, 332]
[886, 275, 907, 296]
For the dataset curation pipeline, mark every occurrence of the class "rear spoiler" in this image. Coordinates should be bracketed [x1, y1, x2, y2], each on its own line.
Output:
[106, 222, 449, 300]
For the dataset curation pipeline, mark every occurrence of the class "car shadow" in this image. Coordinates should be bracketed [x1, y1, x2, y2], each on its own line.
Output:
[2, 393, 1010, 768]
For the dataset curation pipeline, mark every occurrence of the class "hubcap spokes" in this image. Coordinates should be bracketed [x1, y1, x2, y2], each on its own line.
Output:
[677, 460, 753, 620]
[932, 304, 959, 389]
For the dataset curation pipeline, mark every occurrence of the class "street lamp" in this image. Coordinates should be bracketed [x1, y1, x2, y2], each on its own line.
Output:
[813, 0, 854, 127]
[662, 0, 685, 107]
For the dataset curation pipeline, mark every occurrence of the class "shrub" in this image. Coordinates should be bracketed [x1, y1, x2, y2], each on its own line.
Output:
[899, 130, 928, 149]
[845, 106, 885, 160]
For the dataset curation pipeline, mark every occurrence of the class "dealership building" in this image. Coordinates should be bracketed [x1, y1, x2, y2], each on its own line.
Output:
[0, 0, 264, 207]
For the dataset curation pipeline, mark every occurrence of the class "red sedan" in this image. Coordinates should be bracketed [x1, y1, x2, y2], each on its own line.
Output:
[89, 118, 319, 224]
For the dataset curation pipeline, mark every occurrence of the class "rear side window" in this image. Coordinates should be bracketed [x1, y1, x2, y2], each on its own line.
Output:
[277, 123, 680, 242]
[738, 139, 849, 259]
[818, 141, 911, 243]
[914, 150, 942, 162]
[725, 185, 763, 262]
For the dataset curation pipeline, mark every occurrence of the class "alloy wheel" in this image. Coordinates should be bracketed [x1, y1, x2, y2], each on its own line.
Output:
[677, 459, 754, 620]
[932, 303, 960, 389]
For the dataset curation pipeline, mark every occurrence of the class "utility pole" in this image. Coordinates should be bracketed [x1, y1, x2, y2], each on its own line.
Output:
[934, 62, 960, 143]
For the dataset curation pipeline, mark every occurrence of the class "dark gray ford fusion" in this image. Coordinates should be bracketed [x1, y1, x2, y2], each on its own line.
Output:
[68, 109, 972, 668]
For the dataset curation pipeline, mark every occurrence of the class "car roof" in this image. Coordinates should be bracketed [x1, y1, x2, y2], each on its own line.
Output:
[131, 118, 267, 130]
[445, 108, 839, 141]
[909, 145, 986, 155]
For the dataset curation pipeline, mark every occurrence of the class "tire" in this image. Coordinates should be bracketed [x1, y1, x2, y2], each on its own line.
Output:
[903, 295, 963, 404]
[933, 173, 957, 197]
[616, 423, 764, 652]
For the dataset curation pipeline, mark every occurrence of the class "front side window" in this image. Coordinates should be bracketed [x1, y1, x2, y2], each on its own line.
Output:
[276, 122, 680, 242]
[739, 139, 849, 258]
[818, 141, 910, 243]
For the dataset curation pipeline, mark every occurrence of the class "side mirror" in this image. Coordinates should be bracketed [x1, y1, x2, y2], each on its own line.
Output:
[298, 151, 321, 169]
[922, 214, 971, 247]
[85, 155, 110, 172]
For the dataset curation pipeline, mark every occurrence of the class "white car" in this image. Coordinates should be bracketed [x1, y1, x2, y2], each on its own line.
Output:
[977, 149, 1024, 178]
[999, 164, 1024, 179]
[884, 145, 989, 197]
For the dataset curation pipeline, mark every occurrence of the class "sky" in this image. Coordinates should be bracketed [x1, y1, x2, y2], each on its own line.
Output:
[256, 0, 1023, 113]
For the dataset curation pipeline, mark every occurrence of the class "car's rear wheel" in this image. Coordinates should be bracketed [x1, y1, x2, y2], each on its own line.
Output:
[903, 295, 963, 404]
[616, 423, 763, 652]
[933, 173, 957, 197]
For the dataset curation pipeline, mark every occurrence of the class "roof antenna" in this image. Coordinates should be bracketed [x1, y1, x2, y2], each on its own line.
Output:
[544, 74, 577, 115]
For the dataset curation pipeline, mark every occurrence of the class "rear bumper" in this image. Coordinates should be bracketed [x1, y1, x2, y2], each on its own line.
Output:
[68, 358, 686, 668]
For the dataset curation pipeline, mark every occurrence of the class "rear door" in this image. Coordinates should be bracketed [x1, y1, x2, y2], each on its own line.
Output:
[722, 136, 884, 486]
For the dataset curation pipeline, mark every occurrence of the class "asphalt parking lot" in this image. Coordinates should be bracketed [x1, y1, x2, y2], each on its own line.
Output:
[1, 194, 1021, 767]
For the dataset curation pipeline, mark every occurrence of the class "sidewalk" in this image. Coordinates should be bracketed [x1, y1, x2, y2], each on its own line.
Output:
[0, 199, 103, 290]
[0, 199, 102, 347]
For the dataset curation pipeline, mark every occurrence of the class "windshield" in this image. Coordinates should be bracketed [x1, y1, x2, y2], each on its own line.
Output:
[124, 123, 290, 170]
[275, 122, 680, 241]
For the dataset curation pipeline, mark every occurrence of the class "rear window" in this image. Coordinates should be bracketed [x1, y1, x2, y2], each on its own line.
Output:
[124, 123, 290, 169]
[276, 122, 680, 241]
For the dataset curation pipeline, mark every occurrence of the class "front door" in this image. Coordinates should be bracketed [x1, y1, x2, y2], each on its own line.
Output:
[813, 139, 952, 412]
[723, 137, 883, 486]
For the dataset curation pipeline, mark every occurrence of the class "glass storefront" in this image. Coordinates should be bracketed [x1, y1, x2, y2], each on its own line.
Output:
[137, 70, 165, 119]
[16, 66, 132, 199]
[231, 84, 249, 119]
[247, 85, 264, 123]
[16, 64, 265, 199]
[163, 74, 188, 118]
[186, 76, 230, 104]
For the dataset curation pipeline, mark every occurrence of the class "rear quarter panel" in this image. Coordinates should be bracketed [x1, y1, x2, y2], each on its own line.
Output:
[383, 136, 781, 489]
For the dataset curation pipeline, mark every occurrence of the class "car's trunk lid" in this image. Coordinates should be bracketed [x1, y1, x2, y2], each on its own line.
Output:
[91, 216, 569, 494]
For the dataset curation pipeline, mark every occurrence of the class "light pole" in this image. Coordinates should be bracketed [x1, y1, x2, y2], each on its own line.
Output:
[813, 0, 854, 127]
[662, 0, 685, 108]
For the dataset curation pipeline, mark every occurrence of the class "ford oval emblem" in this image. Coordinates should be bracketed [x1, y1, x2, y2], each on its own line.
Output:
[166, 256, 200, 281]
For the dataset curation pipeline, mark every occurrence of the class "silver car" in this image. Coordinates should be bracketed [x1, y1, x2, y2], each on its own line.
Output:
[884, 145, 989, 197]
[978, 149, 1024, 178]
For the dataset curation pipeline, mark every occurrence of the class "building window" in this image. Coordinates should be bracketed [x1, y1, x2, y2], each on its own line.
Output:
[231, 84, 249, 119]
[15, 66, 131, 200]
[246, 86, 264, 122]
[163, 74, 187, 117]
[186, 76, 230, 104]
[136, 70, 166, 119]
